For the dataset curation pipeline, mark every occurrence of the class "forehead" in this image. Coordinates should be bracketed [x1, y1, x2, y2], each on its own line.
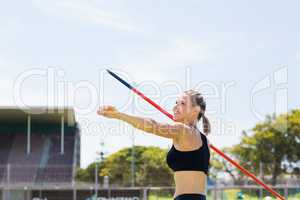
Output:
[177, 94, 191, 102]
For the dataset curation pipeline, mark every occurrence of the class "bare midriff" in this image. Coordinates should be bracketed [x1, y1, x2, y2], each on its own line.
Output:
[173, 171, 207, 198]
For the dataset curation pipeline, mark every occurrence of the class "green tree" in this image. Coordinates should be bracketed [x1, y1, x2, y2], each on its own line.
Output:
[209, 148, 241, 184]
[76, 146, 173, 186]
[75, 162, 99, 182]
[135, 146, 173, 186]
[231, 109, 300, 184]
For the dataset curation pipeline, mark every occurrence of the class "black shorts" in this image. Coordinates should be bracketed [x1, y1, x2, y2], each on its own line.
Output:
[174, 193, 206, 200]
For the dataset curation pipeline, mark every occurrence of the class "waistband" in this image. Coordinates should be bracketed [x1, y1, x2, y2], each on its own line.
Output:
[174, 193, 206, 200]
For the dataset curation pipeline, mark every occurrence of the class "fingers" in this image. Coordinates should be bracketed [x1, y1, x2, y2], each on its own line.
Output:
[97, 106, 105, 115]
[97, 105, 117, 117]
[97, 109, 103, 115]
[106, 105, 115, 111]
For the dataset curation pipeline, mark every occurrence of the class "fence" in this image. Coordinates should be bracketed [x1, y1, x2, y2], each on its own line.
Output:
[0, 164, 299, 200]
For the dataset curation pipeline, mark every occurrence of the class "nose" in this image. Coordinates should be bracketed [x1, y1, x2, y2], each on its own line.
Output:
[173, 104, 178, 111]
[173, 106, 180, 115]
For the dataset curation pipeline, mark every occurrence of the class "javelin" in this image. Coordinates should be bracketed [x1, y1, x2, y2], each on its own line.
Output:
[106, 69, 285, 200]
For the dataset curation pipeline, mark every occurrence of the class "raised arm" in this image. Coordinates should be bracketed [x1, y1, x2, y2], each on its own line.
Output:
[117, 112, 191, 139]
[97, 105, 192, 140]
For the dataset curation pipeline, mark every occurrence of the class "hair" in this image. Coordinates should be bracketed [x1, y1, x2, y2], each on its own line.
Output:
[184, 89, 211, 135]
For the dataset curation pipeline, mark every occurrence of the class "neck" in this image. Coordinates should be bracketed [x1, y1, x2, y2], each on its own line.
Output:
[183, 119, 198, 128]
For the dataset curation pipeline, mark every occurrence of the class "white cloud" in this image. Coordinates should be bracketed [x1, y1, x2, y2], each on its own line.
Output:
[113, 37, 215, 83]
[32, 0, 139, 32]
[159, 38, 213, 65]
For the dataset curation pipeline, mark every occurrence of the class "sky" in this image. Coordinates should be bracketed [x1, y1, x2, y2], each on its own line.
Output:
[0, 0, 299, 168]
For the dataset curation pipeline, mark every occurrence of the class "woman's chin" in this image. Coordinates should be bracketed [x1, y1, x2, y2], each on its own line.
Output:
[173, 117, 182, 122]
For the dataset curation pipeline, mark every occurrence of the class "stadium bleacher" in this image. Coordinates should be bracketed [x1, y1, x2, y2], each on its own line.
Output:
[35, 133, 75, 183]
[0, 133, 15, 182]
[0, 107, 79, 185]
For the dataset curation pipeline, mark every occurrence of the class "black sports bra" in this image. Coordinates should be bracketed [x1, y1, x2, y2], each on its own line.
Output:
[166, 129, 210, 174]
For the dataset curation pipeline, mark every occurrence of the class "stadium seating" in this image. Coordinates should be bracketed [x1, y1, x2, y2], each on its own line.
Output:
[36, 133, 75, 183]
[7, 133, 44, 183]
[0, 133, 15, 182]
[0, 132, 76, 184]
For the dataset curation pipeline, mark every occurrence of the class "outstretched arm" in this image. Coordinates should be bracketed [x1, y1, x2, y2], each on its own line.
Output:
[97, 105, 191, 140]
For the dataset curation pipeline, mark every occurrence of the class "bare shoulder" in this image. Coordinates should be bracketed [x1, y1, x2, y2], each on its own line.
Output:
[181, 127, 204, 150]
[171, 122, 193, 135]
[172, 123, 202, 144]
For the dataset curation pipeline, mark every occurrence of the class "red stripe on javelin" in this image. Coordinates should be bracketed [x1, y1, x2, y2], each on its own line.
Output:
[131, 88, 174, 120]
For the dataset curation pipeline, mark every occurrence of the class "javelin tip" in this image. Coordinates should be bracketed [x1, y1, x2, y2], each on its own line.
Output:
[106, 68, 117, 77]
[106, 68, 133, 90]
[106, 68, 112, 73]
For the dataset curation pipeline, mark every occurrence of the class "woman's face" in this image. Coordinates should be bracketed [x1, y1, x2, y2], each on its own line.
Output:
[172, 93, 200, 122]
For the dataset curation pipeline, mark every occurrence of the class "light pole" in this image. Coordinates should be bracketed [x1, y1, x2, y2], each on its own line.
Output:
[131, 82, 136, 187]
[95, 141, 105, 198]
[95, 161, 99, 198]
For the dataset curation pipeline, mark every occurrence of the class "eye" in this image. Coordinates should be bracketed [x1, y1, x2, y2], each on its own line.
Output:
[175, 100, 185, 105]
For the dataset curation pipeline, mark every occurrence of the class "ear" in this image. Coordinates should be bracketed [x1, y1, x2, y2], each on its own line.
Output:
[193, 105, 201, 116]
